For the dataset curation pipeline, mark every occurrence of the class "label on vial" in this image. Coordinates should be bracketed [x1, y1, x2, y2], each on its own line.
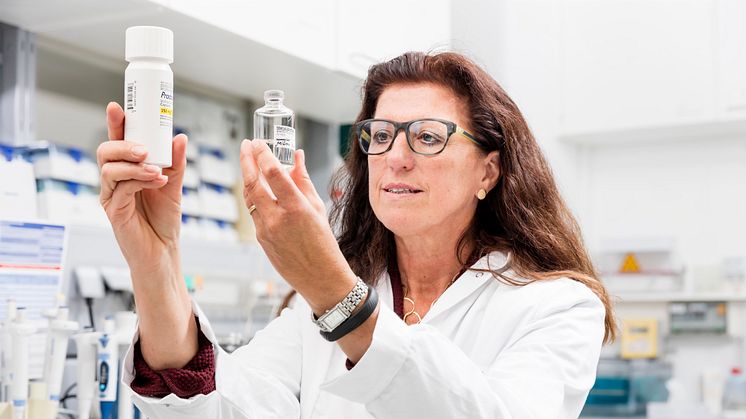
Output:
[273, 125, 296, 164]
[159, 81, 173, 127]
[126, 81, 137, 112]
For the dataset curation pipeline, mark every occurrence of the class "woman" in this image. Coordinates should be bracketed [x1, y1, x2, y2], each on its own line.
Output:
[98, 51, 615, 418]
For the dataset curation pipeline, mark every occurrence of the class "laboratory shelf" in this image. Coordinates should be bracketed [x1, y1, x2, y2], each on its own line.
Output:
[612, 292, 746, 303]
[64, 223, 268, 277]
[597, 237, 677, 254]
[560, 118, 746, 146]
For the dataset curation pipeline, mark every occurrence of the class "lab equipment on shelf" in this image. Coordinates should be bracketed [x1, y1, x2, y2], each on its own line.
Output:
[669, 301, 727, 334]
[41, 305, 78, 416]
[581, 358, 671, 417]
[96, 317, 118, 419]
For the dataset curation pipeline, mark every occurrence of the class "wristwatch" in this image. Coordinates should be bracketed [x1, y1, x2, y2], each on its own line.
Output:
[312, 277, 367, 333]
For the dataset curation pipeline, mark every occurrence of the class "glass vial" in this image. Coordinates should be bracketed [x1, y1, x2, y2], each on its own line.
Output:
[254, 90, 295, 167]
[124, 26, 174, 167]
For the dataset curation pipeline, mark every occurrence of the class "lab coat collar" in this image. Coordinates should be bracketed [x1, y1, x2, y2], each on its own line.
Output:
[378, 251, 511, 324]
[424, 251, 510, 322]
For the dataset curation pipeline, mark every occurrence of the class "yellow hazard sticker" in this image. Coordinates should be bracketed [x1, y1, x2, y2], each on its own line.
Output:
[620, 252, 641, 273]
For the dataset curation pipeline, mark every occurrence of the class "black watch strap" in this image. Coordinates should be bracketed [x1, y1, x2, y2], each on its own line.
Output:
[320, 285, 379, 342]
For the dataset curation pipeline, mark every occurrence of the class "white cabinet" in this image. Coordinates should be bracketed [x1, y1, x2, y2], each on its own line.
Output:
[336, 0, 452, 79]
[153, 0, 452, 80]
[0, 0, 362, 123]
[560, 0, 717, 134]
[151, 0, 337, 70]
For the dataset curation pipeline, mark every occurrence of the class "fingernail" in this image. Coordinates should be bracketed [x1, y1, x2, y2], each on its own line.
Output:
[159, 174, 168, 182]
[132, 145, 147, 156]
[144, 164, 161, 173]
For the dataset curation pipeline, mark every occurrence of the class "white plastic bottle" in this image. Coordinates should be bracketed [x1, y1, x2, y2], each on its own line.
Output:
[254, 90, 295, 167]
[124, 26, 174, 167]
[723, 367, 746, 413]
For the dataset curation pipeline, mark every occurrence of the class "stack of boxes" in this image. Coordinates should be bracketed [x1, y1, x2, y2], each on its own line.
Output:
[30, 144, 105, 225]
[0, 145, 37, 219]
[3, 143, 108, 226]
[1, 136, 243, 242]
[179, 141, 240, 242]
[181, 139, 202, 239]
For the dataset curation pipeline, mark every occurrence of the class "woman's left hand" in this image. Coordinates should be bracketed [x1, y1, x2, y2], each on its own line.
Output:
[239, 140, 358, 315]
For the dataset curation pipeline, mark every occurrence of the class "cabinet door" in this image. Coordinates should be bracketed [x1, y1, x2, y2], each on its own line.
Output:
[560, 0, 716, 134]
[717, 0, 746, 118]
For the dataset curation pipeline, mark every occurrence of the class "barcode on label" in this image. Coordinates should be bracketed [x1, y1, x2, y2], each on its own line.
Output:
[274, 146, 294, 165]
[126, 83, 135, 111]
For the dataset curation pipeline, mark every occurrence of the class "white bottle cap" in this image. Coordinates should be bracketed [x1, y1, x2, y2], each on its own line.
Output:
[126, 26, 173, 63]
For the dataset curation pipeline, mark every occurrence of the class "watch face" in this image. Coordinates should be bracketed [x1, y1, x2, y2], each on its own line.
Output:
[321, 309, 347, 330]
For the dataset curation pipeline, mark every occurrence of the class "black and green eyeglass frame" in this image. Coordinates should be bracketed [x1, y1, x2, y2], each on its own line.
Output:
[354, 118, 482, 156]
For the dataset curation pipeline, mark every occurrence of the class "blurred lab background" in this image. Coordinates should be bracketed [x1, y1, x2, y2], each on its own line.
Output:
[0, 1, 745, 418]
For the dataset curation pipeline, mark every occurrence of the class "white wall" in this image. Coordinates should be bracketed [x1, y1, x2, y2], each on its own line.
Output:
[581, 136, 746, 267]
[451, 0, 583, 213]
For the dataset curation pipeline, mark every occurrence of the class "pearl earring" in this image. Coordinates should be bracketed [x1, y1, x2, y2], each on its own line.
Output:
[477, 188, 487, 200]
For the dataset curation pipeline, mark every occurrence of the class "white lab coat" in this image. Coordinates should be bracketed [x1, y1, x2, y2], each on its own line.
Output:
[122, 251, 605, 418]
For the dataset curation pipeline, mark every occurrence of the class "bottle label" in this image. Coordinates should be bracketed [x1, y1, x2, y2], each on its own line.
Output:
[123, 66, 173, 166]
[126, 81, 137, 112]
[273, 125, 296, 164]
[159, 81, 174, 127]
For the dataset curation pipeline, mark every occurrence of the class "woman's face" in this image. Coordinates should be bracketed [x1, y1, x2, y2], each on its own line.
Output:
[368, 82, 499, 240]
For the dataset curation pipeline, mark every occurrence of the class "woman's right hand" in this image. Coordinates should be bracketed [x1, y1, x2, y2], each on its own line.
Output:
[98, 102, 186, 275]
[99, 102, 198, 370]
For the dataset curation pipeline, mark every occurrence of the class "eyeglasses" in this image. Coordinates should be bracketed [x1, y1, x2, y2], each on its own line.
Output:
[354, 118, 480, 156]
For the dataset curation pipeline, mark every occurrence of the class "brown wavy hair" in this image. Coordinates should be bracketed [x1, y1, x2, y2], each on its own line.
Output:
[329, 51, 616, 343]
